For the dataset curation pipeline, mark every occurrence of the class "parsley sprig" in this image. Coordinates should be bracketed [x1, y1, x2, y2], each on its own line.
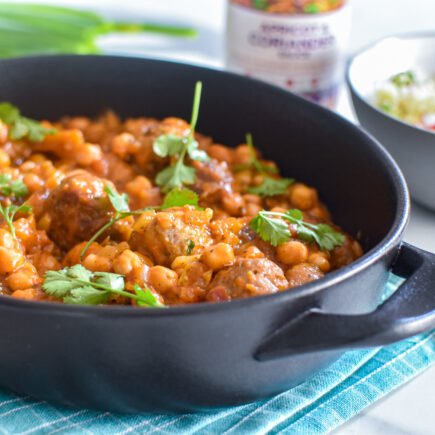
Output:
[42, 264, 164, 307]
[153, 81, 209, 192]
[0, 203, 32, 239]
[161, 187, 200, 209]
[0, 174, 28, 198]
[0, 102, 56, 142]
[250, 209, 345, 250]
[240, 133, 294, 197]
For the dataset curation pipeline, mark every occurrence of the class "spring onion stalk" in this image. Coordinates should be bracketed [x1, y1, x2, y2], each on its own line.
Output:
[0, 3, 197, 57]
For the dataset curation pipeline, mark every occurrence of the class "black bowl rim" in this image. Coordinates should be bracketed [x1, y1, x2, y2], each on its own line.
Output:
[346, 31, 435, 138]
[0, 54, 410, 316]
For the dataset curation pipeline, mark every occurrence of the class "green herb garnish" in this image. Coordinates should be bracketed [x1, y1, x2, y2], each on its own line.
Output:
[186, 239, 195, 255]
[0, 174, 28, 198]
[241, 133, 294, 197]
[248, 176, 294, 197]
[0, 203, 32, 239]
[80, 186, 149, 259]
[0, 102, 56, 142]
[0, 3, 196, 59]
[42, 264, 164, 307]
[133, 284, 165, 307]
[252, 0, 269, 10]
[250, 209, 345, 250]
[161, 187, 200, 209]
[304, 3, 321, 13]
[153, 81, 210, 192]
[391, 70, 415, 87]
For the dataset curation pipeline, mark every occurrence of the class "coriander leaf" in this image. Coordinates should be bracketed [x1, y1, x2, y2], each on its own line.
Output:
[391, 70, 415, 87]
[238, 133, 278, 175]
[250, 209, 346, 251]
[0, 102, 57, 142]
[0, 203, 32, 239]
[8, 180, 28, 197]
[253, 0, 268, 9]
[42, 265, 164, 307]
[249, 211, 291, 247]
[0, 103, 19, 124]
[133, 284, 165, 307]
[315, 223, 345, 251]
[64, 286, 110, 305]
[186, 139, 210, 162]
[248, 176, 294, 197]
[94, 272, 125, 292]
[0, 174, 28, 198]
[155, 159, 195, 192]
[66, 264, 93, 281]
[42, 270, 80, 297]
[24, 118, 57, 142]
[152, 82, 208, 191]
[285, 208, 304, 221]
[186, 239, 195, 255]
[153, 134, 185, 158]
[104, 185, 129, 213]
[9, 120, 29, 140]
[161, 187, 200, 209]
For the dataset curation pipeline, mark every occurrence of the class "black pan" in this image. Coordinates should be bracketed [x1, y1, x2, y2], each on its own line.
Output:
[0, 55, 434, 413]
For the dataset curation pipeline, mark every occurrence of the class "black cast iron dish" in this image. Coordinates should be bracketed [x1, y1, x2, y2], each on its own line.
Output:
[0, 55, 435, 413]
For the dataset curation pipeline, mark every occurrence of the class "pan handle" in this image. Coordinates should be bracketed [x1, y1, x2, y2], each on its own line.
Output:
[255, 242, 435, 361]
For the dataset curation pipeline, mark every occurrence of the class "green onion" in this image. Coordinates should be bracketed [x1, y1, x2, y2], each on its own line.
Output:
[0, 3, 197, 58]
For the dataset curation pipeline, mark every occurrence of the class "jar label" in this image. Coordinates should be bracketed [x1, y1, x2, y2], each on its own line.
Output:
[226, 4, 351, 93]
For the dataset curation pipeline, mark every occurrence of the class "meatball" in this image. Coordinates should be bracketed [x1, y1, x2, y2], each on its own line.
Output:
[130, 206, 214, 266]
[45, 172, 113, 250]
[208, 257, 288, 300]
[192, 159, 234, 205]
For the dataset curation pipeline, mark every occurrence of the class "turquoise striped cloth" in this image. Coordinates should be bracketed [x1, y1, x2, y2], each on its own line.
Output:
[0, 275, 434, 434]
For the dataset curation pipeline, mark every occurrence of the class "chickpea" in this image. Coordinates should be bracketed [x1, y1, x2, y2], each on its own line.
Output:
[234, 170, 252, 188]
[308, 252, 331, 273]
[352, 240, 363, 258]
[208, 144, 233, 163]
[285, 263, 323, 288]
[23, 173, 44, 192]
[277, 241, 308, 265]
[76, 143, 102, 166]
[245, 202, 262, 216]
[11, 288, 41, 301]
[111, 133, 140, 158]
[0, 149, 10, 167]
[290, 183, 318, 210]
[113, 249, 145, 275]
[243, 194, 262, 204]
[0, 229, 15, 249]
[82, 253, 111, 272]
[148, 266, 178, 293]
[171, 255, 199, 272]
[6, 263, 40, 291]
[201, 243, 235, 271]
[234, 145, 252, 165]
[222, 192, 244, 215]
[0, 248, 25, 274]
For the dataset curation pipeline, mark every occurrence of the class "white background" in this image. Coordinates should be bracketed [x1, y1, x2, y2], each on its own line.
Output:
[11, 0, 435, 433]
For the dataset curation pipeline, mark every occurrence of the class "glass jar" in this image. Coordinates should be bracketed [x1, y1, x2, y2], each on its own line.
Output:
[225, 1, 351, 108]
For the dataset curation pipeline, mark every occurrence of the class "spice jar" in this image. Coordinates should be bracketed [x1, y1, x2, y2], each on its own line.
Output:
[225, 1, 351, 108]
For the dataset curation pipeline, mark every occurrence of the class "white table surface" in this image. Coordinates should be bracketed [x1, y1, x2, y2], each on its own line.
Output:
[14, 0, 435, 433]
